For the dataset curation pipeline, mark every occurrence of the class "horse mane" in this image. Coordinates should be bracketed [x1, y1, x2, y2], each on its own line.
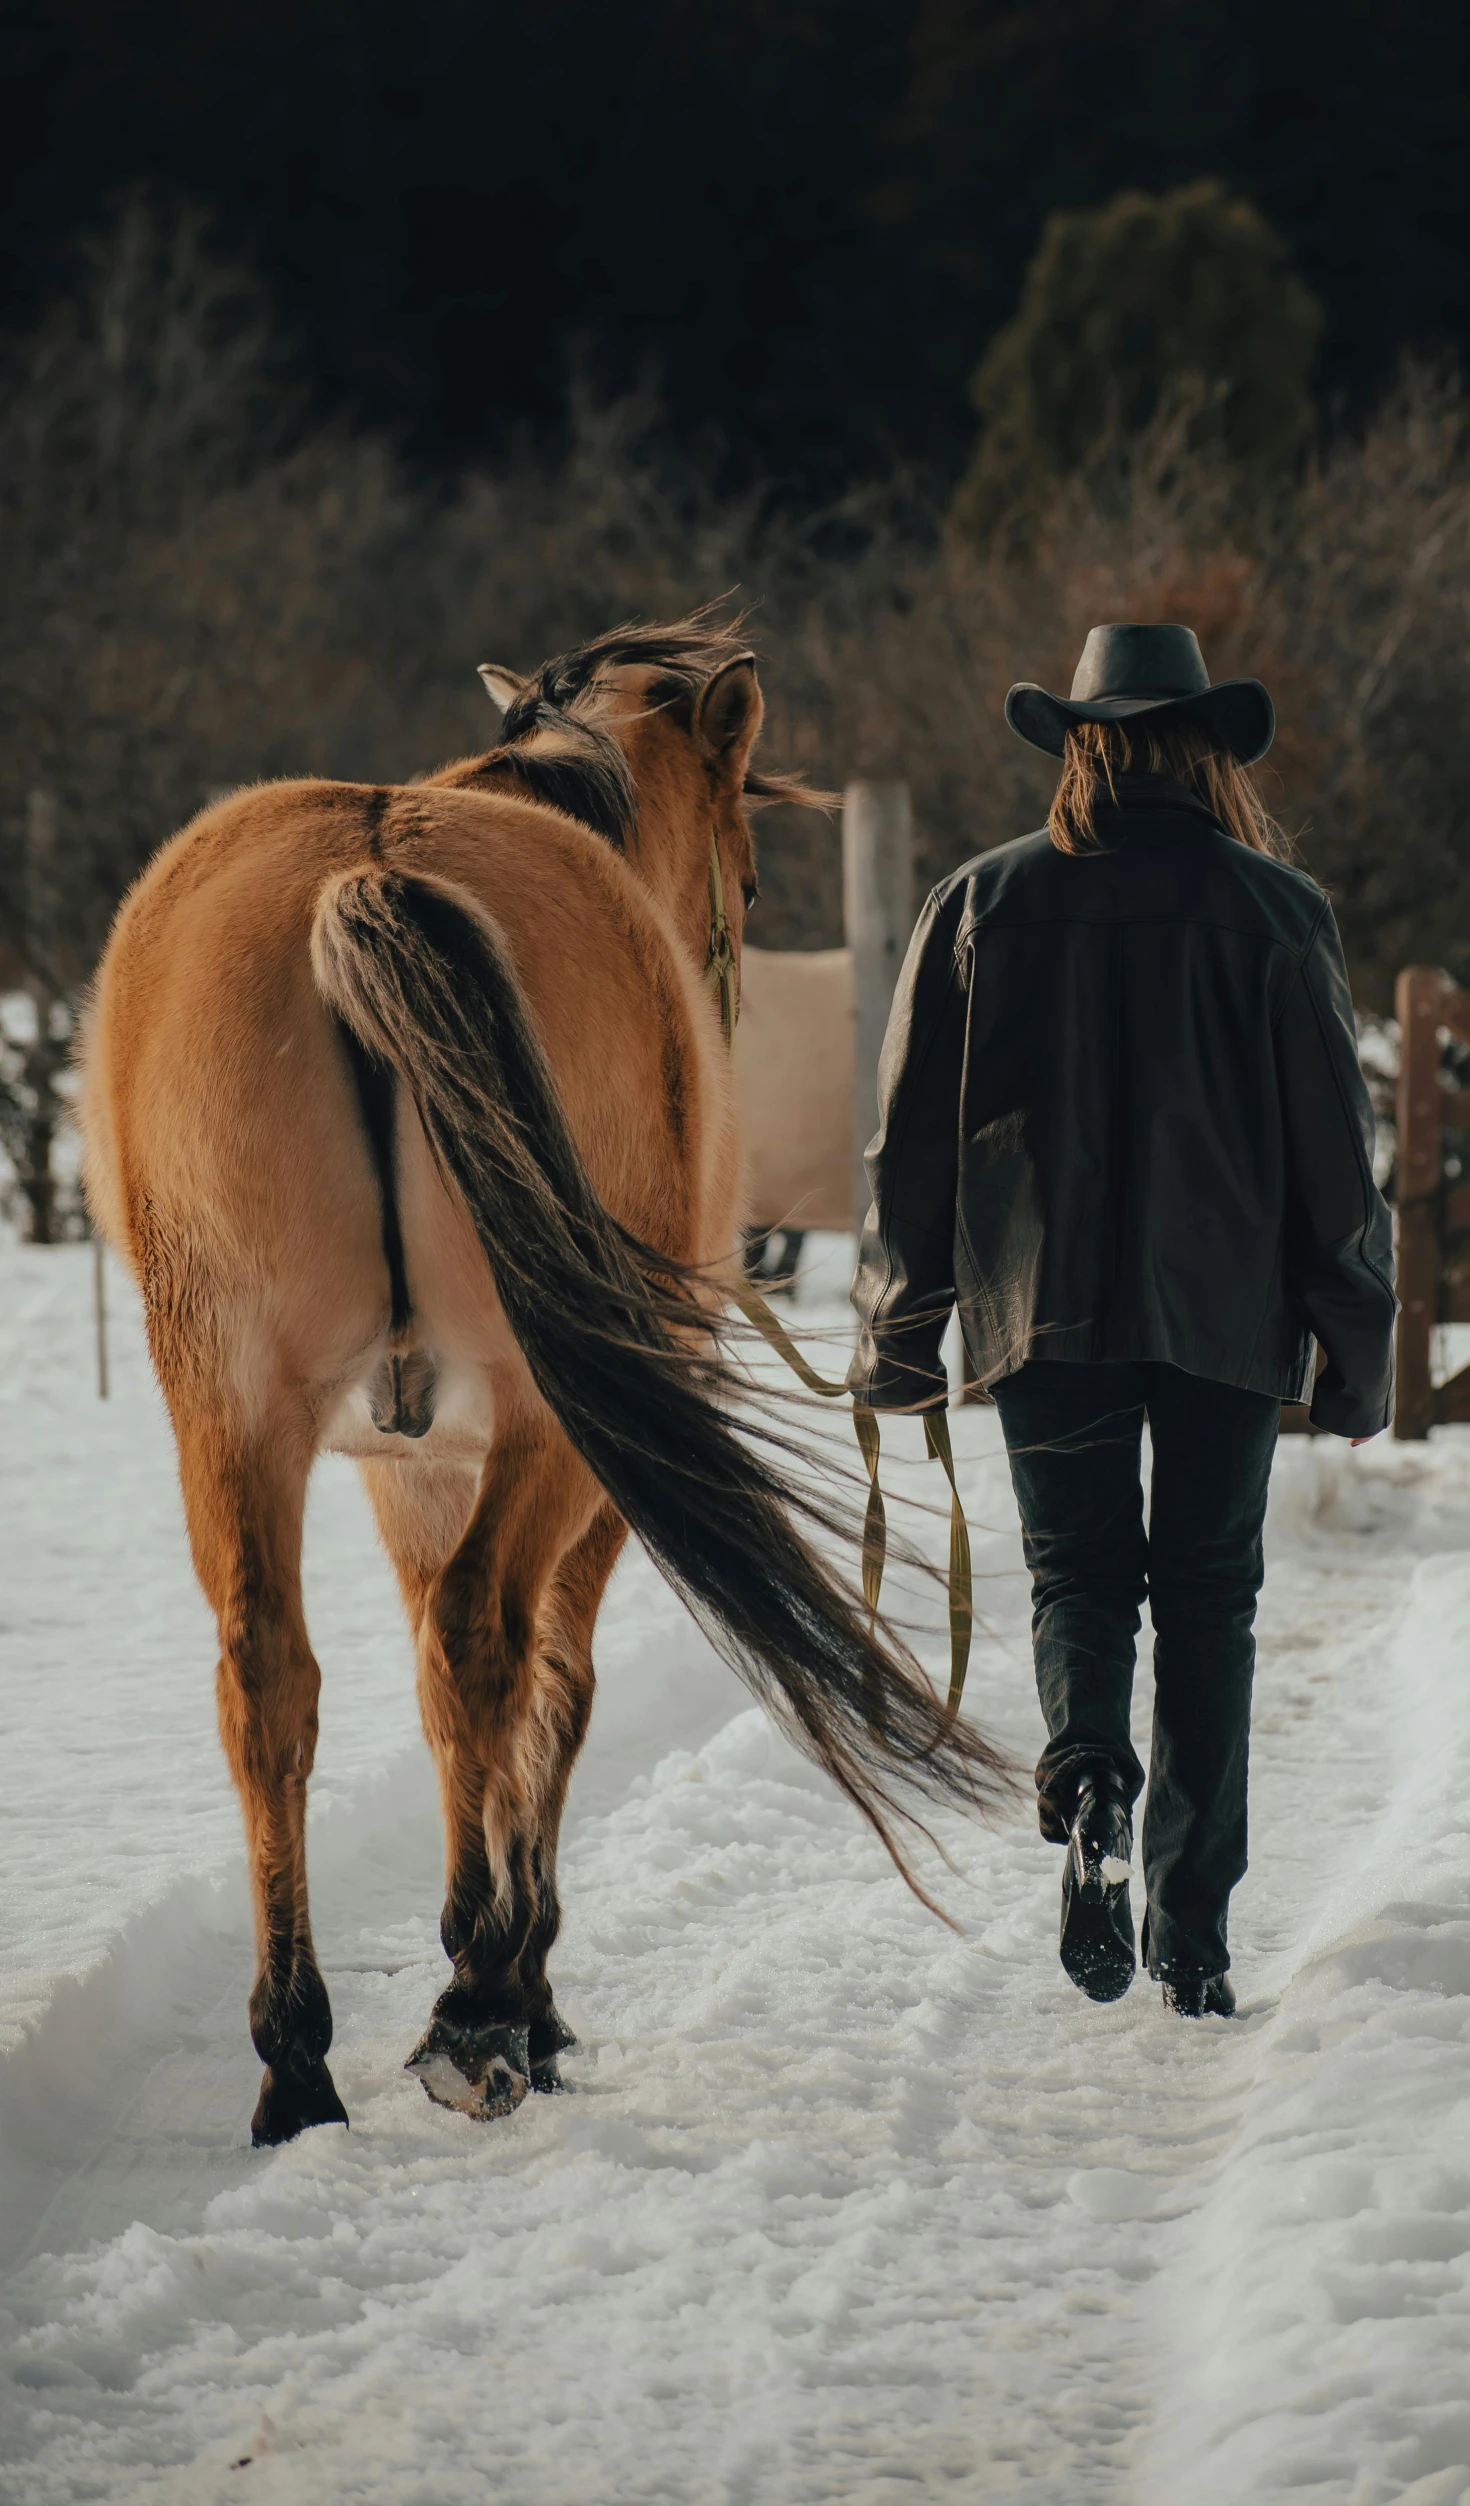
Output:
[445, 607, 831, 846]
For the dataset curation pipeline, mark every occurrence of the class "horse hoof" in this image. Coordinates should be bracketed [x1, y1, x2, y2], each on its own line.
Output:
[405, 2017, 530, 2119]
[530, 2000, 577, 2059]
[526, 1999, 575, 2093]
[251, 2057, 350, 2147]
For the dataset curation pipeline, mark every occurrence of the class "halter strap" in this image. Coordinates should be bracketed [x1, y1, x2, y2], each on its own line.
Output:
[705, 832, 740, 1050]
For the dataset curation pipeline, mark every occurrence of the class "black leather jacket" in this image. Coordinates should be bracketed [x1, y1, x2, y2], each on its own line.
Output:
[848, 776, 1396, 1438]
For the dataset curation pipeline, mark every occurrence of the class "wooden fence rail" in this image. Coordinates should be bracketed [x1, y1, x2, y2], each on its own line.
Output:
[1393, 964, 1470, 1438]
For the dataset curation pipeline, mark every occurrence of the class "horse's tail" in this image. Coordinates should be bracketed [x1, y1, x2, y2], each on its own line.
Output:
[310, 865, 1018, 1895]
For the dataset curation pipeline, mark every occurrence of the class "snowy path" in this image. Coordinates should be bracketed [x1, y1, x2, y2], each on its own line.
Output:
[2, 1242, 1469, 2504]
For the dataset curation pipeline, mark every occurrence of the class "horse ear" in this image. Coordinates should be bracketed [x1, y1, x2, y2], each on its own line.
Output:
[478, 663, 527, 714]
[696, 656, 763, 764]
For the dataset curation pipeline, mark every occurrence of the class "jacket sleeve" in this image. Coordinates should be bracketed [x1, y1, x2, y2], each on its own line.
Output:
[847, 883, 969, 1409]
[1277, 901, 1397, 1436]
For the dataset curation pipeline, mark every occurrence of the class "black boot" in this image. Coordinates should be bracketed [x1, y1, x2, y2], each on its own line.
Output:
[1059, 1768, 1136, 2003]
[1159, 1971, 1236, 2018]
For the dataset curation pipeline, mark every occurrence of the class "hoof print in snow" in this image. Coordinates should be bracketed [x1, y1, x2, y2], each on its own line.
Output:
[406, 2018, 531, 2118]
[250, 2057, 350, 2147]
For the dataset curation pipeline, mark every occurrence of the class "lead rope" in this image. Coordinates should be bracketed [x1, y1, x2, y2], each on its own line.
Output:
[722, 1028, 974, 1725]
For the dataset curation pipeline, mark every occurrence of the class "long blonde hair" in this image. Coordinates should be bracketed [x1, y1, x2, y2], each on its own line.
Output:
[1048, 717, 1286, 858]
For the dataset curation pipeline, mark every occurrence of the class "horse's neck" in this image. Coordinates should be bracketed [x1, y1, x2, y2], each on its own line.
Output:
[628, 808, 710, 975]
[427, 756, 711, 975]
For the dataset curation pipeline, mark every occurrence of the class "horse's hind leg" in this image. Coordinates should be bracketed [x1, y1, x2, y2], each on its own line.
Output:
[173, 1402, 345, 2147]
[518, 1503, 627, 2089]
[371, 1419, 603, 2118]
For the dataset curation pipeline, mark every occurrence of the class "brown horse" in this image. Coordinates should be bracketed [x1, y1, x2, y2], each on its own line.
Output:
[80, 615, 1011, 2147]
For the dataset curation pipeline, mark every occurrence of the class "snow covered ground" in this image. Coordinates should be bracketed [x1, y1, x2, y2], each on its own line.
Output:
[2, 1234, 1469, 2505]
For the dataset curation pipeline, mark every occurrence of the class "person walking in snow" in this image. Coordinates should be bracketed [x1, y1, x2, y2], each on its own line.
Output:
[848, 623, 1395, 2016]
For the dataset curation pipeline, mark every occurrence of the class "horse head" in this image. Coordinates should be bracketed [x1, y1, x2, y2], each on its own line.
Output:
[471, 612, 830, 1016]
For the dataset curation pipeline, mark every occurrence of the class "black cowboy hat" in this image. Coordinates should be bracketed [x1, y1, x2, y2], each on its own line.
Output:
[1005, 623, 1274, 766]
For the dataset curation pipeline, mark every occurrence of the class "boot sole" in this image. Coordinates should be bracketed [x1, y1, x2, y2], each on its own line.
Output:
[1061, 1837, 1136, 2003]
[1061, 1898, 1135, 2001]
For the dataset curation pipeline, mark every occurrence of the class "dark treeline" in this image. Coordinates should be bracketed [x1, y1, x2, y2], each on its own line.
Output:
[3, 203, 1468, 1012]
[5, 1, 1469, 495]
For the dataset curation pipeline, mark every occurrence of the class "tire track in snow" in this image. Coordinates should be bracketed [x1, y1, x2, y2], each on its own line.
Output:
[4, 1421, 1466, 2499]
[4, 1253, 1469, 2501]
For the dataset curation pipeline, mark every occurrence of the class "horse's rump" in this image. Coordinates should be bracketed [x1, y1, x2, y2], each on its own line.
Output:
[81, 776, 731, 1445]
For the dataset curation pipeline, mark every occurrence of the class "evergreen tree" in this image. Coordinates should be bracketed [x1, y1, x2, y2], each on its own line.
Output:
[953, 180, 1323, 540]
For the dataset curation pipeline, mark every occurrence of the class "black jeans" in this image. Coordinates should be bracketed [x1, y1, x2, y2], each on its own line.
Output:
[989, 1360, 1281, 1979]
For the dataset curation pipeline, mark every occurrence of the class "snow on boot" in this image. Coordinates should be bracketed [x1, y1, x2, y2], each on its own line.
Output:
[1159, 1971, 1237, 2019]
[1059, 1770, 1136, 2003]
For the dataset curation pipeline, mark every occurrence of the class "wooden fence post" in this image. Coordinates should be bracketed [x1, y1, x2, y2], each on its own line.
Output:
[843, 781, 914, 1234]
[1394, 965, 1444, 1439]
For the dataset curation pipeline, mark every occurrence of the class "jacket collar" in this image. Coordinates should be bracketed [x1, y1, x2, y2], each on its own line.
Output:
[1093, 772, 1225, 839]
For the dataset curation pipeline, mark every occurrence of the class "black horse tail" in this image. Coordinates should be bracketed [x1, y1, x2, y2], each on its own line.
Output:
[311, 865, 1018, 1895]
